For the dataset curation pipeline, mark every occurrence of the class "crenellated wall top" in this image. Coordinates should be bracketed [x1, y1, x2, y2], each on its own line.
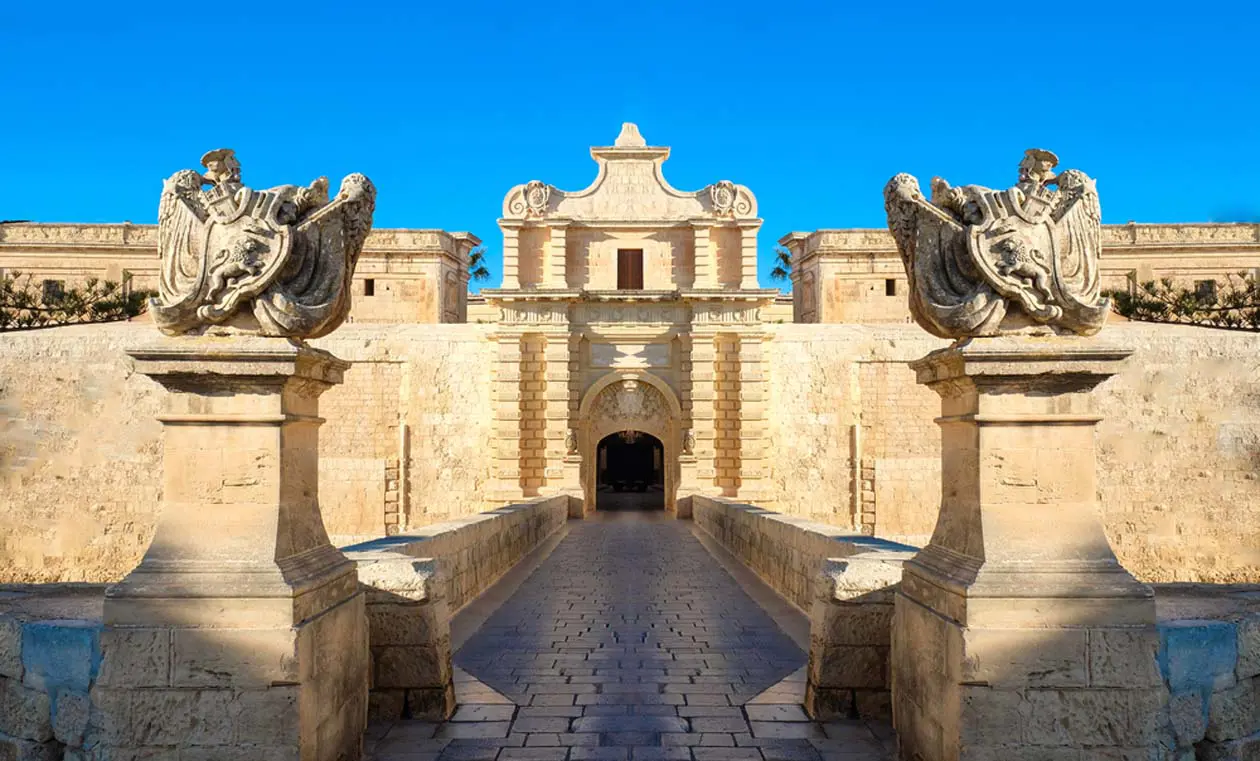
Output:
[500, 123, 758, 225]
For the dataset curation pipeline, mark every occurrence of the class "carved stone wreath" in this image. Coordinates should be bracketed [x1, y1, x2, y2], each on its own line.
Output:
[590, 380, 669, 431]
[524, 180, 550, 218]
[710, 180, 737, 217]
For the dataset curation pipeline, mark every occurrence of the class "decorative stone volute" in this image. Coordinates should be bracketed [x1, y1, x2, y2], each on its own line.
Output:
[884, 149, 1109, 338]
[150, 148, 376, 338]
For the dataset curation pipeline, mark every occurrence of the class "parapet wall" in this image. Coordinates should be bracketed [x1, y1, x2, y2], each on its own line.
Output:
[764, 322, 1260, 583]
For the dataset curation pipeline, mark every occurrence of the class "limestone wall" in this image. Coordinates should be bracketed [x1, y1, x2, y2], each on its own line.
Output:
[0, 322, 497, 583]
[764, 323, 1260, 583]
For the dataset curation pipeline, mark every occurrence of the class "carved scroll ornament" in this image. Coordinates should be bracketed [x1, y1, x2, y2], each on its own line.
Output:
[150, 149, 376, 338]
[884, 149, 1108, 338]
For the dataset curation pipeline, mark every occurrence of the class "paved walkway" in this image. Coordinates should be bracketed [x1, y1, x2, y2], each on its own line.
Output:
[366, 511, 894, 761]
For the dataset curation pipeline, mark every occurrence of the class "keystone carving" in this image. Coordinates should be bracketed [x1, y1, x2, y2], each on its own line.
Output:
[884, 149, 1108, 338]
[150, 148, 375, 338]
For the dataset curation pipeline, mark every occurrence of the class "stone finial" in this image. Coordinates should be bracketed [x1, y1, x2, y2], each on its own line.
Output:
[883, 150, 1109, 338]
[150, 149, 376, 338]
[614, 123, 647, 148]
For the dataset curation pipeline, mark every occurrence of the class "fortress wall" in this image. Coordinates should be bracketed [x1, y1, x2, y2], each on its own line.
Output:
[0, 322, 495, 583]
[765, 322, 1260, 584]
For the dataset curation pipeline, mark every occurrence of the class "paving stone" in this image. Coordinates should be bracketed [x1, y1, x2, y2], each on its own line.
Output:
[376, 515, 894, 760]
[451, 705, 517, 722]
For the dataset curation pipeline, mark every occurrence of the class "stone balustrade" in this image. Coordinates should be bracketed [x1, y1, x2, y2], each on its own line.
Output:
[343, 495, 571, 720]
[690, 495, 916, 720]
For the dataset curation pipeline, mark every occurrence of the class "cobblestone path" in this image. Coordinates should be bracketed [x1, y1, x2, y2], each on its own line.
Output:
[366, 512, 894, 761]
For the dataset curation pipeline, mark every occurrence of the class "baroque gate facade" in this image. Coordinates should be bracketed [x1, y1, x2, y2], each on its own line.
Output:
[482, 123, 778, 512]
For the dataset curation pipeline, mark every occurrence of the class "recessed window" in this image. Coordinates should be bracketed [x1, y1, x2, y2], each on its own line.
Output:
[1194, 280, 1216, 301]
[617, 249, 644, 290]
[364, 278, 375, 297]
[885, 278, 897, 297]
[42, 279, 65, 302]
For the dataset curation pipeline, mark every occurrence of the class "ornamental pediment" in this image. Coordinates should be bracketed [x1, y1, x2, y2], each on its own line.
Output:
[501, 123, 757, 223]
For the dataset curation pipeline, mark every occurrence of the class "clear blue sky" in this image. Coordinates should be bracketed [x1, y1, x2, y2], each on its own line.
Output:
[3, 1, 1258, 290]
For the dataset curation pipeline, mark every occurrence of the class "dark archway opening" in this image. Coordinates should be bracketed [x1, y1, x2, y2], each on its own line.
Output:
[596, 431, 664, 510]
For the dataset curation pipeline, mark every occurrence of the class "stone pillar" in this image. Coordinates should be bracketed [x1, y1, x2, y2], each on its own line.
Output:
[541, 329, 572, 494]
[738, 223, 760, 290]
[692, 223, 715, 289]
[489, 331, 524, 504]
[500, 223, 521, 290]
[891, 337, 1165, 761]
[97, 337, 369, 761]
[686, 330, 719, 493]
[547, 223, 569, 288]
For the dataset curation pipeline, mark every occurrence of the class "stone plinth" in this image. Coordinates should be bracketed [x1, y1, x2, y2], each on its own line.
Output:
[892, 337, 1166, 761]
[94, 337, 369, 761]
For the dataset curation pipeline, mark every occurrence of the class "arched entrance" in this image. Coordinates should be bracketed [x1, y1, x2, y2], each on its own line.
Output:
[596, 431, 665, 510]
[579, 371, 682, 513]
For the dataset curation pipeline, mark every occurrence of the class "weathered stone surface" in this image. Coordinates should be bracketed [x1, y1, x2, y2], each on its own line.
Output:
[0, 677, 51, 742]
[1239, 616, 1260, 680]
[1169, 689, 1207, 746]
[52, 690, 88, 747]
[1090, 628, 1164, 688]
[129, 689, 233, 746]
[0, 730, 59, 761]
[962, 629, 1088, 688]
[0, 619, 22, 681]
[1206, 678, 1260, 743]
[373, 645, 450, 690]
[1161, 620, 1239, 694]
[96, 629, 169, 688]
[170, 628, 299, 688]
[19, 620, 99, 694]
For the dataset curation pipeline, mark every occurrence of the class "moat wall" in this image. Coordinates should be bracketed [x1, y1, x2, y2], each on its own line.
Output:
[1, 320, 1257, 584]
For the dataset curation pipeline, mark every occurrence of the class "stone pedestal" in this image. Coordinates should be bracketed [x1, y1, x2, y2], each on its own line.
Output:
[94, 337, 369, 761]
[891, 337, 1166, 761]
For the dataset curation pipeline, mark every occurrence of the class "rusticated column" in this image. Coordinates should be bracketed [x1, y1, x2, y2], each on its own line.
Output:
[891, 337, 1164, 761]
[97, 336, 369, 761]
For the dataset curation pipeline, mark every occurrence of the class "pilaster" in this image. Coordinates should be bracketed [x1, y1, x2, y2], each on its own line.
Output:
[691, 222, 716, 289]
[489, 331, 524, 504]
[735, 329, 767, 502]
[540, 328, 573, 493]
[739, 222, 760, 290]
[547, 222, 569, 288]
[500, 222, 521, 290]
[685, 330, 719, 493]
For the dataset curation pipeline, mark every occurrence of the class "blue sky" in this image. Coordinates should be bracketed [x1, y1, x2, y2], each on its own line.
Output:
[2, 1, 1258, 290]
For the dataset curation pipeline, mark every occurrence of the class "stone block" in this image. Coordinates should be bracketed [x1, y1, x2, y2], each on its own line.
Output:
[1206, 678, 1259, 743]
[229, 687, 299, 746]
[1197, 730, 1260, 761]
[96, 629, 170, 688]
[0, 730, 59, 761]
[373, 645, 450, 689]
[1239, 616, 1260, 681]
[365, 604, 441, 647]
[170, 629, 299, 688]
[367, 689, 405, 721]
[813, 603, 892, 647]
[1160, 620, 1238, 694]
[0, 677, 52, 742]
[20, 620, 101, 694]
[802, 681, 852, 720]
[84, 686, 131, 747]
[129, 689, 233, 746]
[958, 687, 1028, 748]
[807, 644, 886, 690]
[1169, 689, 1207, 746]
[1023, 688, 1169, 748]
[962, 628, 1088, 688]
[53, 690, 89, 747]
[1089, 628, 1163, 688]
[0, 619, 23, 681]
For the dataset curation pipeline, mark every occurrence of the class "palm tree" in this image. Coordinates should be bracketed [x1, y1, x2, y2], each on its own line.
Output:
[769, 245, 792, 283]
[468, 246, 491, 282]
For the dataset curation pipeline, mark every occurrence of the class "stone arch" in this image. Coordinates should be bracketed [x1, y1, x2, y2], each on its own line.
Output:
[578, 371, 682, 513]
